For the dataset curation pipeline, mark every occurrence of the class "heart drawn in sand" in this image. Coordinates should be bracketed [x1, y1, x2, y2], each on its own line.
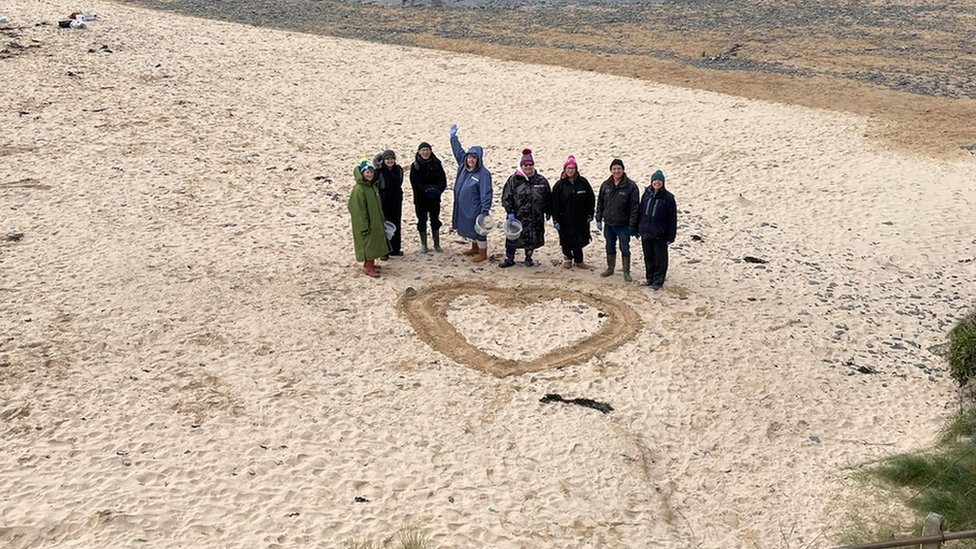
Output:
[397, 282, 642, 377]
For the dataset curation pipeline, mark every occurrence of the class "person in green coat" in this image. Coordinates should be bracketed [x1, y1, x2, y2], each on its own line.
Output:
[348, 158, 391, 278]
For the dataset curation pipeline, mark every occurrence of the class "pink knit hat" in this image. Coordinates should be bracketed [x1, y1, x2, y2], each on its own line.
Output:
[519, 148, 534, 166]
[560, 155, 578, 178]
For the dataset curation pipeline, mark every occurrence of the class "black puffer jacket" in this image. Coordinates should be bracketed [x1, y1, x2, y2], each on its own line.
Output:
[501, 170, 551, 249]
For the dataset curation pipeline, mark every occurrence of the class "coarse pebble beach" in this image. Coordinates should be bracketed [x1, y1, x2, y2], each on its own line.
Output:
[1, 0, 975, 548]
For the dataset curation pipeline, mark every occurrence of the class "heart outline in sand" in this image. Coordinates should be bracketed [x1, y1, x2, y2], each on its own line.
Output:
[398, 282, 642, 377]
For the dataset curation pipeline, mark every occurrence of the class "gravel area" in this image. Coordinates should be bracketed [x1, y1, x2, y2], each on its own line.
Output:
[115, 0, 976, 155]
[120, 0, 976, 99]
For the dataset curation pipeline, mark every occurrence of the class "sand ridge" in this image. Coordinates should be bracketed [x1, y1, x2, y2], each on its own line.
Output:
[397, 281, 642, 377]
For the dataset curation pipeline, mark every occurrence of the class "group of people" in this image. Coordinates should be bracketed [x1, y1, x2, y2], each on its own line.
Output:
[347, 126, 677, 289]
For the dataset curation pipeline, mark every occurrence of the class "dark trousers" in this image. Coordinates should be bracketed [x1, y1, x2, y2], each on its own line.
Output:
[642, 238, 669, 284]
[560, 243, 584, 264]
[505, 245, 534, 261]
[414, 200, 442, 233]
[382, 201, 402, 254]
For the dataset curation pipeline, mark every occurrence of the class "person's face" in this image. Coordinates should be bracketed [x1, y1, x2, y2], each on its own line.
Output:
[521, 162, 535, 177]
[611, 165, 623, 180]
[651, 179, 663, 191]
[384, 156, 396, 168]
[419, 147, 431, 160]
[465, 154, 478, 170]
[564, 165, 577, 179]
[362, 167, 374, 181]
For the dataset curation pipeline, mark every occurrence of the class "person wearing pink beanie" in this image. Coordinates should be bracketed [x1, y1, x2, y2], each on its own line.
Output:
[551, 155, 595, 269]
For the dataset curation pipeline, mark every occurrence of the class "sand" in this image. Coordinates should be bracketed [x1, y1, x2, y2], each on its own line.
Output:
[1, 1, 974, 548]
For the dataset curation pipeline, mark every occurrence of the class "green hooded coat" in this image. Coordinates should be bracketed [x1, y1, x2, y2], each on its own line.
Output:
[348, 165, 391, 262]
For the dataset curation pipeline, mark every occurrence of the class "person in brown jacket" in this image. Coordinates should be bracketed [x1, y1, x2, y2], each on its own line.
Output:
[595, 158, 640, 282]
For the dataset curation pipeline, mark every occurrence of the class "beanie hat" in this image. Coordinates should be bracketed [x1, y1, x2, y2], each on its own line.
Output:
[520, 148, 534, 166]
[381, 149, 396, 161]
[651, 170, 665, 184]
[358, 158, 373, 174]
[418, 142, 432, 151]
[610, 158, 625, 171]
[560, 155, 578, 179]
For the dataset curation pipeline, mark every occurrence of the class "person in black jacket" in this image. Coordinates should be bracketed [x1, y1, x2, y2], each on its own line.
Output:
[500, 148, 551, 268]
[637, 170, 677, 290]
[374, 149, 404, 258]
[595, 158, 640, 282]
[409, 142, 447, 253]
[551, 155, 595, 269]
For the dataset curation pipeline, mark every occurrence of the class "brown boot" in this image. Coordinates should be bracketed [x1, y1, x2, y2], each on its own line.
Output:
[471, 245, 488, 263]
[462, 241, 479, 256]
[562, 256, 573, 269]
[363, 260, 380, 278]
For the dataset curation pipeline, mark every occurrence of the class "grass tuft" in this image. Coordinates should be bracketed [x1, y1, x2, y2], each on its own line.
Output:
[948, 310, 976, 387]
[868, 406, 976, 534]
[340, 526, 434, 549]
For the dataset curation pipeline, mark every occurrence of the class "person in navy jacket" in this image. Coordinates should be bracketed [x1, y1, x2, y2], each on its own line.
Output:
[637, 170, 677, 290]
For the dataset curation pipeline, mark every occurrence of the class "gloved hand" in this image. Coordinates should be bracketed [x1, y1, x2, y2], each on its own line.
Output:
[449, 124, 458, 138]
[545, 213, 551, 221]
[424, 188, 439, 199]
[554, 222, 560, 231]
[628, 225, 638, 236]
[507, 213, 515, 221]
[586, 216, 593, 223]
[596, 221, 603, 231]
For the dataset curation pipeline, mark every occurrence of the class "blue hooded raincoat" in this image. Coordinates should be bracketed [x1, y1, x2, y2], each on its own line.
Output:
[450, 135, 492, 241]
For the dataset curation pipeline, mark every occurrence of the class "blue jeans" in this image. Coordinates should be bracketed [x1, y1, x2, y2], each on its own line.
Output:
[604, 225, 631, 256]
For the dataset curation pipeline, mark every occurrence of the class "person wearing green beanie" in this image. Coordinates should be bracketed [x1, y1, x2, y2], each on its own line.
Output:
[637, 169, 677, 290]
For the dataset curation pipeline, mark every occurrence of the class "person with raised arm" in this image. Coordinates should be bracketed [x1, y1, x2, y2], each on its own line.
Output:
[449, 124, 492, 263]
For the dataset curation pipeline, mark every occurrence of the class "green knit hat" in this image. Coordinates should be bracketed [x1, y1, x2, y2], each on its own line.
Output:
[418, 142, 432, 151]
[651, 170, 665, 184]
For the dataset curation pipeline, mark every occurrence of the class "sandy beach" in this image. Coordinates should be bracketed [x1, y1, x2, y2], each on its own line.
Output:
[1, 1, 975, 547]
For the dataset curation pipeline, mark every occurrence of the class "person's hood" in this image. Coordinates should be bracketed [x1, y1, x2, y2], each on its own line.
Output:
[464, 146, 484, 170]
[353, 164, 372, 186]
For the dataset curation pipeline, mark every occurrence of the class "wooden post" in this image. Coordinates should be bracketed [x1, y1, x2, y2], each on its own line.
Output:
[921, 513, 944, 549]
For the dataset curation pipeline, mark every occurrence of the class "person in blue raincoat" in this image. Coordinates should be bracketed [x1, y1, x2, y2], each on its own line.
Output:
[450, 124, 492, 263]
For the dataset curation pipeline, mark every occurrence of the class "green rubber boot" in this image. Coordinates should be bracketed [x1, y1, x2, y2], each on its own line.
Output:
[419, 230, 429, 254]
[432, 230, 443, 253]
[622, 255, 633, 282]
[600, 254, 616, 277]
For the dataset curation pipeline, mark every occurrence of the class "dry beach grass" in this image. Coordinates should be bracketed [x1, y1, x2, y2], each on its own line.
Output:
[1, 1, 975, 548]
